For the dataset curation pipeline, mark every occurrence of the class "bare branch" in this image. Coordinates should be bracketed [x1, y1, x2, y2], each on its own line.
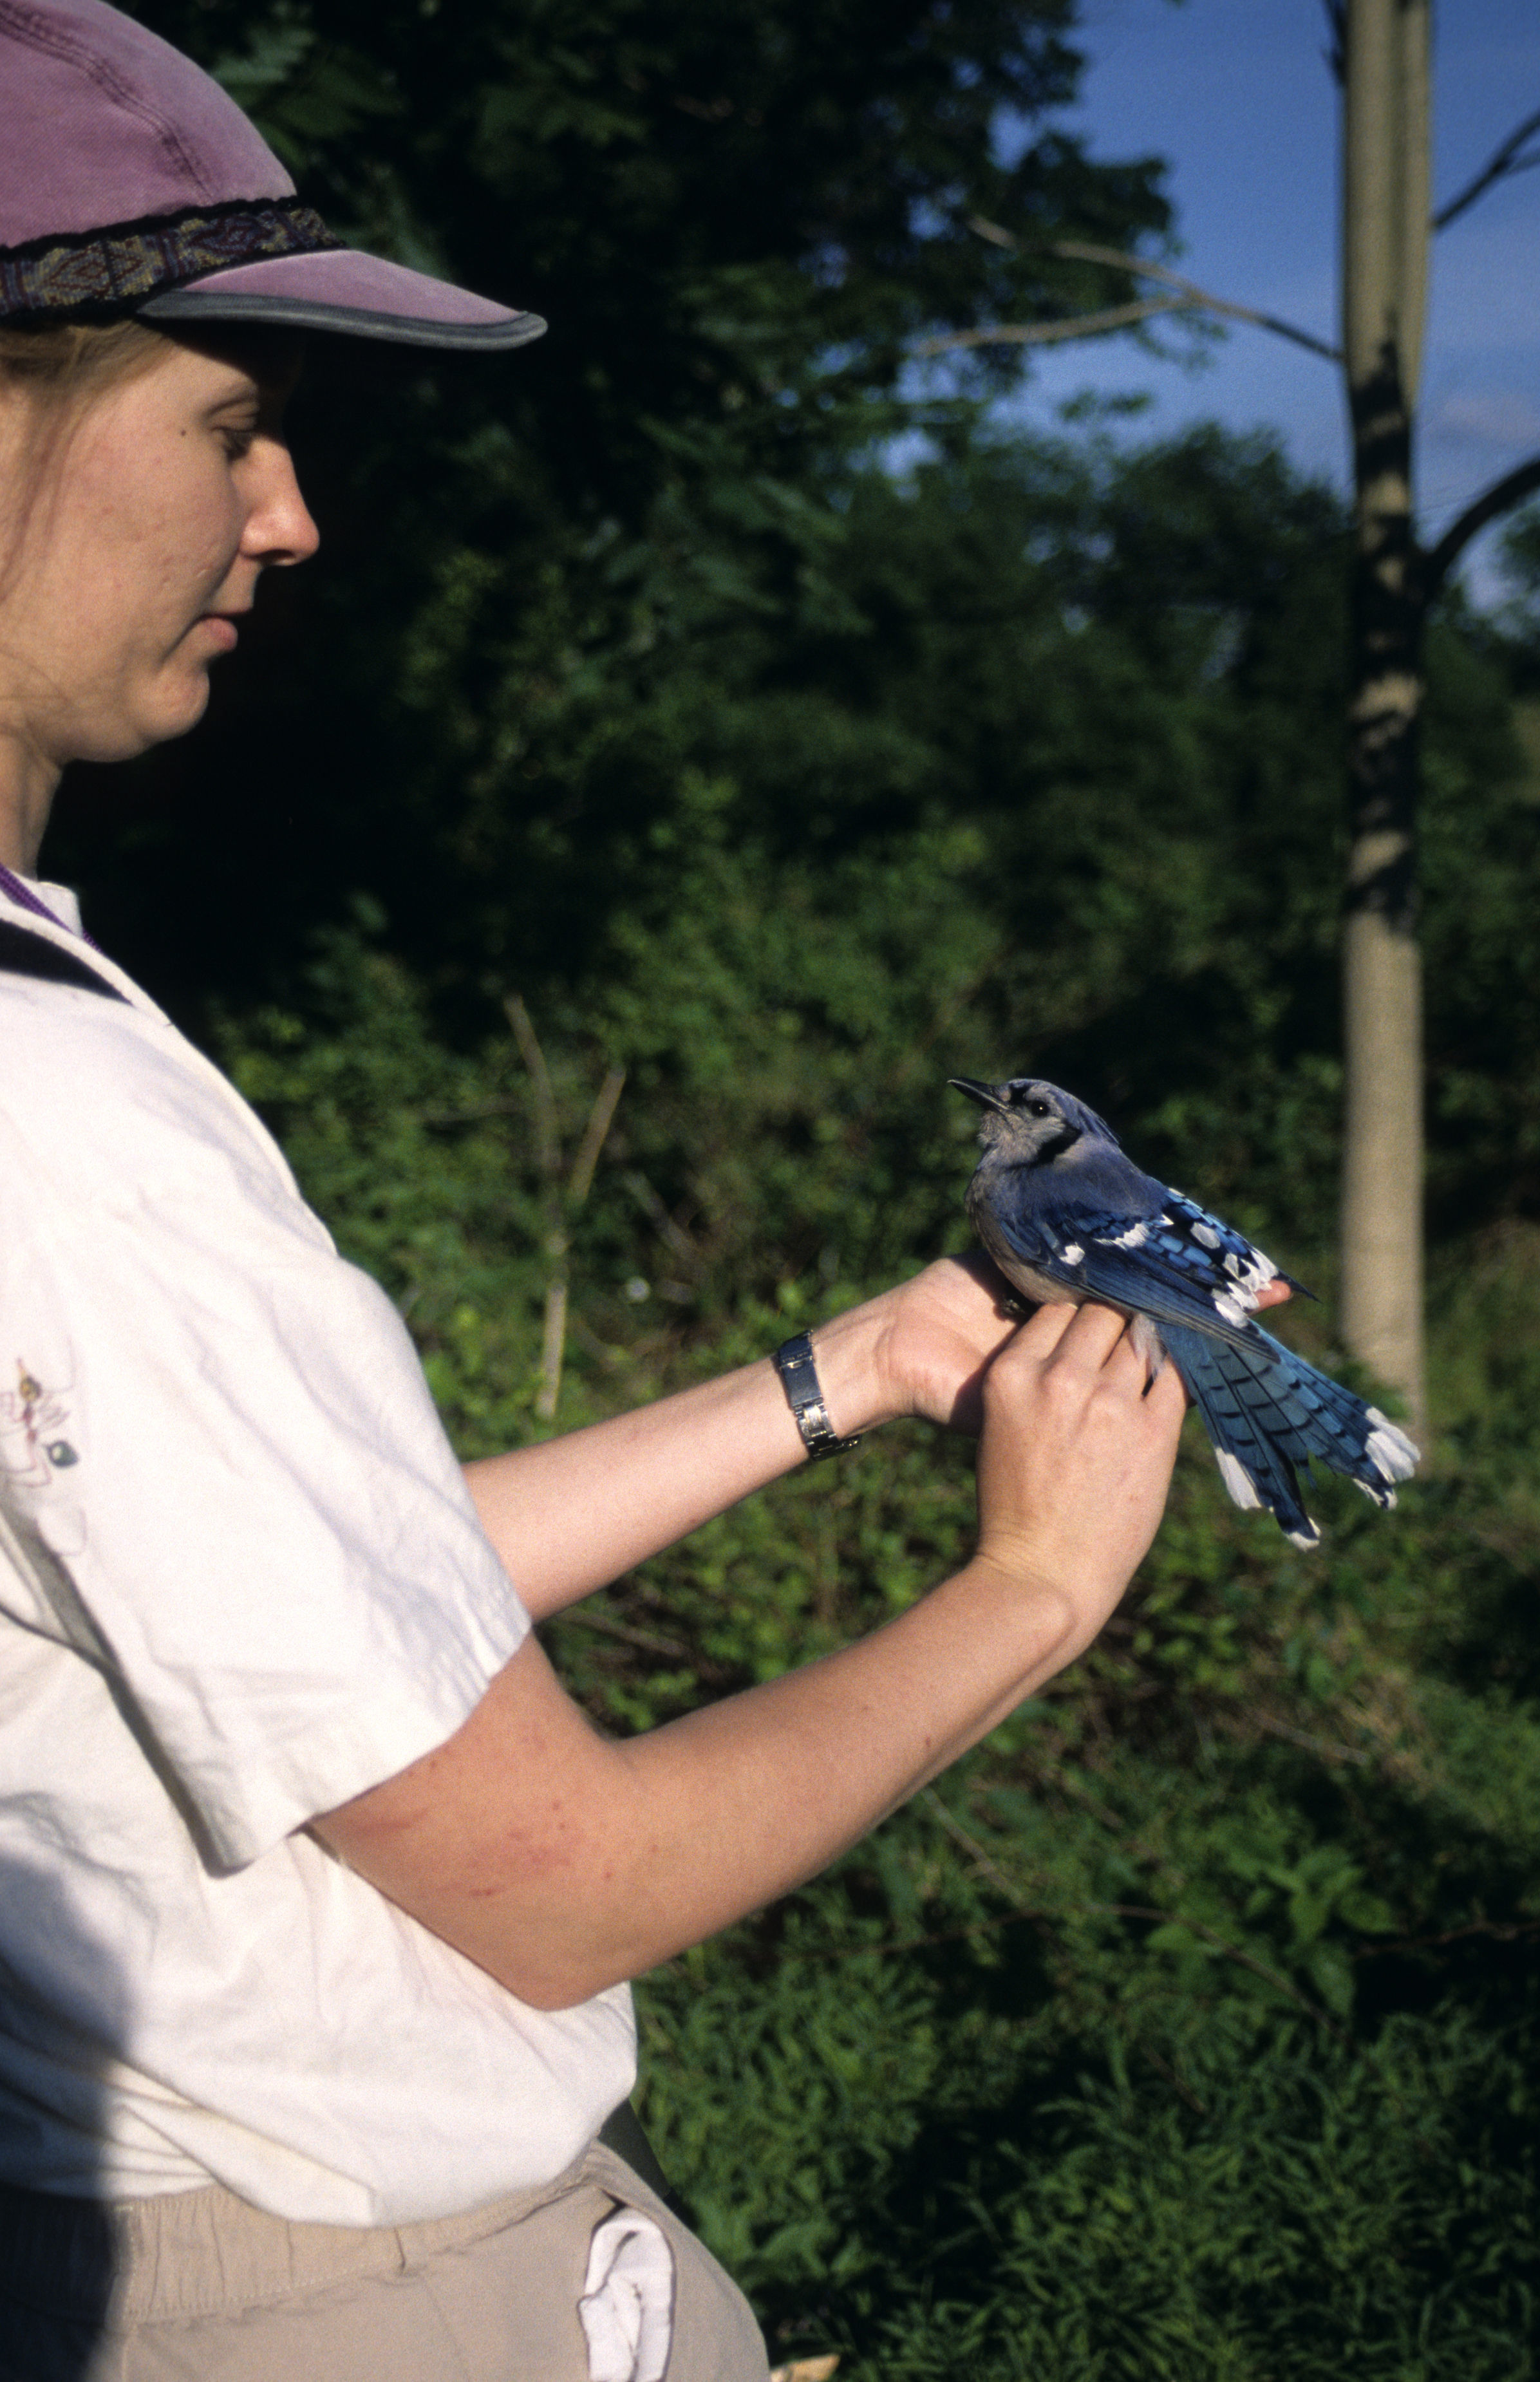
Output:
[1433, 105, 1540, 232]
[1247, 1712, 1372, 1767]
[535, 1065, 625, 1421]
[567, 1067, 626, 1208]
[536, 1271, 569, 1423]
[507, 995, 567, 1421]
[503, 993, 561, 1179]
[554, 1604, 695, 1662]
[915, 294, 1185, 355]
[1054, 239, 1341, 360]
[1423, 451, 1540, 597]
[1352, 1915, 1540, 1961]
[957, 222, 1340, 363]
[623, 1170, 707, 1278]
[506, 1002, 623, 1424]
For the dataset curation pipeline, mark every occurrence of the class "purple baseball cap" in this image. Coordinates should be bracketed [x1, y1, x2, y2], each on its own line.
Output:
[0, 0, 545, 351]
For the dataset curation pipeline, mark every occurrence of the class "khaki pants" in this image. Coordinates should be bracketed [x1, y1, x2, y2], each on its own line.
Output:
[0, 2141, 770, 2381]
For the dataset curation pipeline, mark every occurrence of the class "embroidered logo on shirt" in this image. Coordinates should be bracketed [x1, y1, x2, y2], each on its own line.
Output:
[1, 1362, 77, 1485]
[0, 1360, 84, 1553]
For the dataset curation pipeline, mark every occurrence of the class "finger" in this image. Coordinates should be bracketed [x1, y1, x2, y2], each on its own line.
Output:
[1141, 1357, 1189, 1434]
[1254, 1280, 1293, 1311]
[1009, 1296, 1080, 1358]
[1046, 1300, 1132, 1373]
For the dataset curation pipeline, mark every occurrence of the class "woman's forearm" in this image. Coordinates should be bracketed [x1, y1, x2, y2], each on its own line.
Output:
[462, 1292, 905, 1619]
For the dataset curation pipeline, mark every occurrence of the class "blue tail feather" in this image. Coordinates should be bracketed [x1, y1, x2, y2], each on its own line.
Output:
[1161, 1322, 1417, 1546]
[1163, 1324, 1318, 1543]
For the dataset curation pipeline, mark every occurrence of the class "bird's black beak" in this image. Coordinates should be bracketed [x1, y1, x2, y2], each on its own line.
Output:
[948, 1077, 1008, 1113]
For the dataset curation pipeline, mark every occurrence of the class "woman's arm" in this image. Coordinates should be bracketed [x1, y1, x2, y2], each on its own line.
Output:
[463, 1257, 1290, 1621]
[321, 1301, 1185, 2008]
[462, 1255, 1024, 1620]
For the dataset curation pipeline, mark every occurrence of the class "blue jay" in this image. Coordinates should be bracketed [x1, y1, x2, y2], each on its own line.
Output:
[950, 1075, 1419, 1546]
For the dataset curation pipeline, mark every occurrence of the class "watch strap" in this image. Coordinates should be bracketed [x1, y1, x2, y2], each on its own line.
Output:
[773, 1331, 862, 1461]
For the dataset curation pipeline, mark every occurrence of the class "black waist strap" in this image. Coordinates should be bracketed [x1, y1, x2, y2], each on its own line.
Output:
[597, 2097, 686, 2218]
[0, 919, 125, 1000]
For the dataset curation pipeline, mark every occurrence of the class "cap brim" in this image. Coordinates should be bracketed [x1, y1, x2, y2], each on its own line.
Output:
[138, 247, 545, 352]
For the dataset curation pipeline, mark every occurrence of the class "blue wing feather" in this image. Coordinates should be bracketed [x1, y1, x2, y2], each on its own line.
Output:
[984, 1178, 1293, 1344]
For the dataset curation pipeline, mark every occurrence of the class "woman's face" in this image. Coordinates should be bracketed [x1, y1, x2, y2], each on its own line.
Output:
[0, 334, 318, 778]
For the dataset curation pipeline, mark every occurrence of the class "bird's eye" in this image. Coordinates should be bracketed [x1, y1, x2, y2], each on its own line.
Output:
[1027, 1098, 1052, 1118]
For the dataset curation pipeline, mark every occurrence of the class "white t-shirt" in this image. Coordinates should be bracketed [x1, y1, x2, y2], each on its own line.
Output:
[0, 881, 635, 2226]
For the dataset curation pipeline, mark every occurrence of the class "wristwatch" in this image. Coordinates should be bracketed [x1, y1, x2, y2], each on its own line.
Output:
[772, 1331, 863, 1461]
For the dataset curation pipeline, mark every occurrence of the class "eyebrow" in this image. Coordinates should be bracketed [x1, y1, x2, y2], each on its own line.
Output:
[202, 380, 299, 430]
[203, 382, 262, 416]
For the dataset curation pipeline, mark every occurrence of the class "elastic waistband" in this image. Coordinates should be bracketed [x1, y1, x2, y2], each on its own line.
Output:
[0, 2142, 601, 2326]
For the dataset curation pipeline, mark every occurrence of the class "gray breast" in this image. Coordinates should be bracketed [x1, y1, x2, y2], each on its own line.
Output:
[965, 1175, 1090, 1311]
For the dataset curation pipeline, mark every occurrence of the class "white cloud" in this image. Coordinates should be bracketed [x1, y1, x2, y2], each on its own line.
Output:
[1430, 389, 1540, 447]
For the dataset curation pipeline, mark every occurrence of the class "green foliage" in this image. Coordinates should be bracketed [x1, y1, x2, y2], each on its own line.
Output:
[841, 2013, 1537, 2378]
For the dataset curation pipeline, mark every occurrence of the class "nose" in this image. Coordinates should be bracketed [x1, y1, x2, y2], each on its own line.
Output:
[241, 436, 320, 570]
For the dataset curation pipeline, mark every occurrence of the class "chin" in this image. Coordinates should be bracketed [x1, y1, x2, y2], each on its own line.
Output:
[55, 669, 215, 768]
[126, 674, 215, 755]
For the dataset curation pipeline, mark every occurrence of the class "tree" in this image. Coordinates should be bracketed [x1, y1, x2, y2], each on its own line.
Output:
[1335, 0, 1431, 1432]
[924, 0, 1540, 1436]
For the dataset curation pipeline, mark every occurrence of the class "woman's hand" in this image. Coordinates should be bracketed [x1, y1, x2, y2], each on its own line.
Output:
[972, 1300, 1185, 1635]
[817, 1255, 1294, 1442]
[869, 1253, 1026, 1433]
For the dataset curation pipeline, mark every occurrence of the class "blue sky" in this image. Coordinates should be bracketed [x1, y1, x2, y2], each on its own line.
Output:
[990, 0, 1540, 603]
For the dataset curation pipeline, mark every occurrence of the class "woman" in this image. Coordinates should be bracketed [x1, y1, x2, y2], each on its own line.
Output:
[0, 5, 1193, 2377]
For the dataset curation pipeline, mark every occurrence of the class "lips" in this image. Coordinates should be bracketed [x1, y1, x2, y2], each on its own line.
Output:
[197, 609, 249, 652]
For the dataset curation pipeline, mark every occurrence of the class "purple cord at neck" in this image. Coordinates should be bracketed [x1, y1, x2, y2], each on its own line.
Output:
[0, 862, 102, 951]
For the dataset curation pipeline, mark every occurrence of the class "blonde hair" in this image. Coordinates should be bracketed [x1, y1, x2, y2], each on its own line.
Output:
[0, 316, 171, 409]
[0, 319, 173, 596]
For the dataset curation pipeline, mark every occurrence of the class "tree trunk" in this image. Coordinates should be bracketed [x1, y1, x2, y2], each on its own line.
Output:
[1338, 0, 1430, 1436]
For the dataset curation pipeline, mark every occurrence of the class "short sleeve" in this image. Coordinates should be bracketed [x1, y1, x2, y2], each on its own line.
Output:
[0, 995, 531, 1870]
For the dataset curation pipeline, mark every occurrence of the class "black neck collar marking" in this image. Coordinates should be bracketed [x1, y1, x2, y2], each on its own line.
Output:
[1028, 1123, 1082, 1167]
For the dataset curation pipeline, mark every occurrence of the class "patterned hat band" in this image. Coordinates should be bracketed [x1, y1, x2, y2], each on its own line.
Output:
[0, 198, 343, 324]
